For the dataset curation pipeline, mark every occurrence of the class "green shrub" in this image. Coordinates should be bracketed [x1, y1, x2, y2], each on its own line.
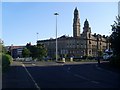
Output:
[0, 53, 13, 72]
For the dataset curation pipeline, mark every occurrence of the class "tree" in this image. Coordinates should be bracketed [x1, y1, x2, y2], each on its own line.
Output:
[110, 15, 120, 56]
[25, 43, 47, 60]
[29, 45, 38, 59]
[36, 44, 47, 60]
[0, 43, 7, 54]
[98, 50, 103, 57]
[109, 15, 120, 67]
[22, 47, 30, 58]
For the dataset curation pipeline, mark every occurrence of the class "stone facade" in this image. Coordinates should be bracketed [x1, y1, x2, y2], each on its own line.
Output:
[37, 8, 109, 58]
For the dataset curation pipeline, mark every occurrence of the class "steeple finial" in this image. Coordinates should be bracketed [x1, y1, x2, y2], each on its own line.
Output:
[74, 7, 78, 12]
[75, 7, 77, 10]
[84, 18, 89, 27]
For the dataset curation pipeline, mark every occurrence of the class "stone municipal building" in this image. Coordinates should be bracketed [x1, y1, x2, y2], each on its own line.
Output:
[37, 8, 110, 58]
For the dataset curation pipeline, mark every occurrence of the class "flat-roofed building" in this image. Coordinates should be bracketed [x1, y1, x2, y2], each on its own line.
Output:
[6, 45, 25, 58]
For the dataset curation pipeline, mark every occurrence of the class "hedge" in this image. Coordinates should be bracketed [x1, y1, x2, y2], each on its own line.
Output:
[0, 53, 13, 72]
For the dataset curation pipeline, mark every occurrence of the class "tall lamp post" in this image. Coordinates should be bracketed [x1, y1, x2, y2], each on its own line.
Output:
[11, 44, 13, 58]
[97, 35, 100, 65]
[36, 32, 39, 41]
[108, 31, 111, 51]
[54, 13, 59, 62]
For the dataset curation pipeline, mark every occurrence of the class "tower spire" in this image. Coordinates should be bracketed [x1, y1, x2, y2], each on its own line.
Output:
[84, 19, 89, 28]
[75, 7, 77, 10]
[83, 19, 91, 33]
[73, 7, 80, 37]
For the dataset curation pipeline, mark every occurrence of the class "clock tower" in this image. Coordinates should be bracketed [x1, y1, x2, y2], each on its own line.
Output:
[73, 7, 80, 37]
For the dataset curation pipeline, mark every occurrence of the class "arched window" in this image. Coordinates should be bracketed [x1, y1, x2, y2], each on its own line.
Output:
[89, 33, 91, 38]
[89, 41, 91, 44]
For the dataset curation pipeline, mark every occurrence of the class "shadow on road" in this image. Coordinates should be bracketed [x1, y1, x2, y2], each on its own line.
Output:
[99, 62, 120, 74]
[2, 66, 36, 89]
[2, 62, 120, 89]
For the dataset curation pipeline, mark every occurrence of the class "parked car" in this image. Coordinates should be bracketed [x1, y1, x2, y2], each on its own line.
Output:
[103, 49, 113, 60]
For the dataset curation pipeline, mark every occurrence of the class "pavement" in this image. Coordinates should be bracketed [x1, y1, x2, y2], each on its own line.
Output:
[2, 61, 120, 89]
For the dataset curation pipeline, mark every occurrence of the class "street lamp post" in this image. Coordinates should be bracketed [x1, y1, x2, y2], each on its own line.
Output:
[54, 13, 59, 62]
[11, 44, 13, 58]
[108, 31, 111, 51]
[37, 32, 39, 41]
[36, 32, 39, 45]
[97, 35, 100, 65]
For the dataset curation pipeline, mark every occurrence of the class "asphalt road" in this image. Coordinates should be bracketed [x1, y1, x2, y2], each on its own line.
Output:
[2, 61, 120, 89]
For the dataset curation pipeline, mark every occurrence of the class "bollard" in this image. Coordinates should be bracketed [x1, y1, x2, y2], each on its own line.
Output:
[70, 57, 73, 62]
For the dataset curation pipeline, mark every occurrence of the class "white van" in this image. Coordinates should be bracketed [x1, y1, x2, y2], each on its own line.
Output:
[103, 49, 113, 60]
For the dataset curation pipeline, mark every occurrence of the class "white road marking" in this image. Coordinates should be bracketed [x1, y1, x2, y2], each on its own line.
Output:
[74, 74, 100, 84]
[22, 64, 41, 90]
[97, 67, 103, 70]
[68, 67, 70, 70]
[95, 64, 115, 74]
[66, 66, 100, 85]
[74, 74, 90, 81]
[91, 81, 100, 84]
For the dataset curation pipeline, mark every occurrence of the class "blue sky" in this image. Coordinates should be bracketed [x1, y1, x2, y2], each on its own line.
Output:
[2, 2, 118, 46]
